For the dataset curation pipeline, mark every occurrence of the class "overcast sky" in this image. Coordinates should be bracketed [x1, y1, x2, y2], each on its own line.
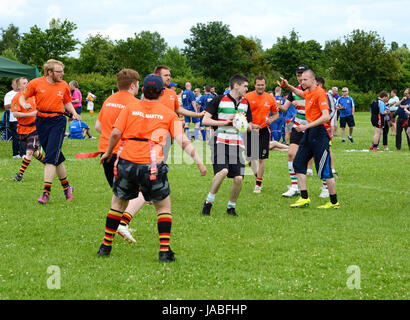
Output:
[1, 0, 409, 55]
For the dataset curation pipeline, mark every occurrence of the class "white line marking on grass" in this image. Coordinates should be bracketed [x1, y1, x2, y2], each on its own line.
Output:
[342, 182, 410, 196]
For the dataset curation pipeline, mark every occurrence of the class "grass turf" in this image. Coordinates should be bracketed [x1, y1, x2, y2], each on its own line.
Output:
[0, 112, 408, 300]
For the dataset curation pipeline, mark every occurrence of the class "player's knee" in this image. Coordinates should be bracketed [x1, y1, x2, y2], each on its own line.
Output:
[233, 175, 243, 184]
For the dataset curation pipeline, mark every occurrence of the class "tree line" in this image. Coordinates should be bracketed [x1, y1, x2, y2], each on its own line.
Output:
[1, 19, 409, 109]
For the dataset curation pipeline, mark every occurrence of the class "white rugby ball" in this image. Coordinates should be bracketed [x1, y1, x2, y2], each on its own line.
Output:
[233, 112, 248, 133]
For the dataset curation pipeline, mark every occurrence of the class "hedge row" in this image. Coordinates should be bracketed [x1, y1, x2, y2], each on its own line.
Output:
[0, 73, 403, 112]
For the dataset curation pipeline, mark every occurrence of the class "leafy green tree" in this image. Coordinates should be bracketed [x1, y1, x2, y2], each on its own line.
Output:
[114, 31, 167, 77]
[158, 46, 192, 78]
[78, 34, 117, 74]
[183, 21, 245, 83]
[264, 30, 324, 79]
[19, 18, 79, 69]
[0, 24, 20, 55]
[327, 30, 401, 92]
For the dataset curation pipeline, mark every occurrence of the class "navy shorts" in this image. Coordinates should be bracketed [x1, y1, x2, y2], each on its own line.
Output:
[184, 107, 200, 124]
[340, 115, 355, 128]
[293, 126, 333, 180]
[35, 115, 66, 166]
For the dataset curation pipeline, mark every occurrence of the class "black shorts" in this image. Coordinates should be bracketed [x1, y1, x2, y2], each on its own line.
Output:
[101, 153, 117, 188]
[289, 127, 304, 145]
[245, 126, 270, 160]
[210, 139, 245, 178]
[340, 115, 355, 128]
[371, 114, 383, 128]
[293, 126, 333, 180]
[18, 131, 40, 152]
[113, 159, 170, 202]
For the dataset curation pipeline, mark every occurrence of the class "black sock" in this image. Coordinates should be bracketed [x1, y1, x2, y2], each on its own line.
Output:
[301, 190, 308, 199]
[330, 194, 338, 204]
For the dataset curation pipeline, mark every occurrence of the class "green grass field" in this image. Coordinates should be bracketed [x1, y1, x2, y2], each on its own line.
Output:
[0, 112, 408, 300]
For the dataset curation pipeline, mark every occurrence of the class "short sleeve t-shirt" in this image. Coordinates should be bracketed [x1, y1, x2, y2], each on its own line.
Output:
[4, 90, 18, 122]
[388, 96, 399, 112]
[68, 120, 89, 139]
[24, 76, 72, 117]
[303, 86, 330, 123]
[156, 88, 179, 112]
[244, 91, 278, 128]
[337, 96, 355, 117]
[182, 89, 196, 110]
[197, 93, 214, 112]
[11, 92, 37, 135]
[114, 100, 184, 164]
[98, 91, 138, 154]
[71, 88, 82, 108]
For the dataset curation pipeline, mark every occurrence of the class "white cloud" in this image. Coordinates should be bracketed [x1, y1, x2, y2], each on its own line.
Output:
[0, 0, 27, 17]
[46, 5, 62, 24]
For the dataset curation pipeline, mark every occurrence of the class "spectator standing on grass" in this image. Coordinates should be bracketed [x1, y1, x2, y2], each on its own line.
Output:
[4, 78, 25, 158]
[97, 74, 206, 262]
[336, 87, 355, 143]
[395, 88, 410, 150]
[388, 90, 400, 136]
[69, 80, 82, 115]
[19, 59, 81, 205]
[370, 91, 389, 151]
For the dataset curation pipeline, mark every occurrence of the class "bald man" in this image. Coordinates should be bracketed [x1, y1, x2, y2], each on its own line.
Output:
[282, 70, 339, 209]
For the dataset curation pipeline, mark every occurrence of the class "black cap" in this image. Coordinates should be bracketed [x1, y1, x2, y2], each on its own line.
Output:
[296, 65, 310, 73]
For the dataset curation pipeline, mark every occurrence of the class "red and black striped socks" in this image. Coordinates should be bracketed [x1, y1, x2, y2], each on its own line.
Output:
[103, 209, 123, 247]
[157, 213, 172, 252]
[19, 157, 31, 176]
[59, 177, 70, 192]
[119, 212, 133, 227]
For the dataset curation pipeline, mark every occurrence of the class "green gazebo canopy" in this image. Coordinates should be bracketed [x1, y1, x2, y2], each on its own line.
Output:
[0, 56, 41, 79]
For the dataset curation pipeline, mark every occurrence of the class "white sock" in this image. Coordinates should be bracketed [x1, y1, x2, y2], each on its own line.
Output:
[206, 193, 215, 204]
[227, 201, 236, 209]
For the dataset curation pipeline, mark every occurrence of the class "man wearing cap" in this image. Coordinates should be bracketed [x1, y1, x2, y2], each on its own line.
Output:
[278, 64, 310, 198]
[97, 74, 207, 262]
[169, 82, 178, 91]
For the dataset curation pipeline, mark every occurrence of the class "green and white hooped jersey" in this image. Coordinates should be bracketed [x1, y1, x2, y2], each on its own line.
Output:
[216, 95, 249, 149]
[291, 88, 309, 128]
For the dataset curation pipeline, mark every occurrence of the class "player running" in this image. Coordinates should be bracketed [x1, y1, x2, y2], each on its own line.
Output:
[11, 77, 44, 182]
